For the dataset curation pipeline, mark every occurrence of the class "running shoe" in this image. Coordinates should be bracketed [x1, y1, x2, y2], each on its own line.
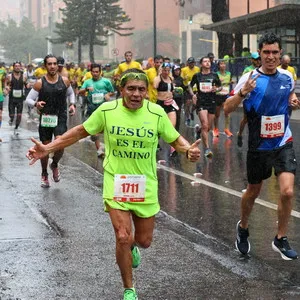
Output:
[14, 128, 20, 135]
[97, 148, 105, 158]
[204, 148, 213, 158]
[41, 175, 50, 188]
[50, 163, 61, 182]
[123, 288, 138, 300]
[224, 128, 233, 137]
[235, 220, 250, 255]
[272, 236, 298, 260]
[131, 245, 141, 268]
[237, 132, 243, 147]
[213, 128, 219, 137]
[8, 120, 13, 126]
[194, 124, 201, 140]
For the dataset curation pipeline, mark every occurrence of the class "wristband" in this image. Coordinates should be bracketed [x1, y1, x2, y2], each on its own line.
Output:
[186, 148, 190, 159]
[238, 89, 246, 98]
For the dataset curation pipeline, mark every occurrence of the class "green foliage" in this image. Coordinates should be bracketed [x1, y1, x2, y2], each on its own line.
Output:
[55, 0, 133, 62]
[0, 17, 48, 63]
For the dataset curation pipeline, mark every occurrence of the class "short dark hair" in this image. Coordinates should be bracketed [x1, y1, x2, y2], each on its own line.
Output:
[199, 56, 210, 64]
[258, 32, 282, 50]
[124, 51, 133, 56]
[44, 54, 57, 65]
[154, 55, 163, 61]
[90, 63, 101, 71]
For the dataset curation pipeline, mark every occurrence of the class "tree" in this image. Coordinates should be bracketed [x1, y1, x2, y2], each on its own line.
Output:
[54, 0, 91, 63]
[55, 0, 133, 63]
[211, 0, 234, 58]
[0, 18, 48, 63]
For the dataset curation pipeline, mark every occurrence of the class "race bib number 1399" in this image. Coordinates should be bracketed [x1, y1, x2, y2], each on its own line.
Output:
[260, 115, 285, 138]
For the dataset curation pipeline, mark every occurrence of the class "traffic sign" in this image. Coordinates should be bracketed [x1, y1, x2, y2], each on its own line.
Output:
[112, 48, 119, 56]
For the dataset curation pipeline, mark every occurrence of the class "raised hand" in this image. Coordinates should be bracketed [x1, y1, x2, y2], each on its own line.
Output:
[242, 71, 260, 94]
[187, 139, 201, 162]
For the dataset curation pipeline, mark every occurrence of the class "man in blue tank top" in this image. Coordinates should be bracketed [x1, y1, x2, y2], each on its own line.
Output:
[225, 33, 300, 260]
[26, 55, 76, 188]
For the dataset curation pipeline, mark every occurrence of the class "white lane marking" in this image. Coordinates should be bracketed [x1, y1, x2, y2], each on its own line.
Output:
[157, 164, 300, 219]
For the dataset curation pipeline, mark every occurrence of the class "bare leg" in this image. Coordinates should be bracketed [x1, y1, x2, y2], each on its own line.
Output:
[214, 105, 221, 129]
[108, 208, 155, 288]
[277, 172, 294, 238]
[198, 110, 209, 148]
[240, 183, 262, 229]
[109, 208, 134, 288]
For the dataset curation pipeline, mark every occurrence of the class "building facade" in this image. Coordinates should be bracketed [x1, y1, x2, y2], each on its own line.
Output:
[19, 0, 65, 29]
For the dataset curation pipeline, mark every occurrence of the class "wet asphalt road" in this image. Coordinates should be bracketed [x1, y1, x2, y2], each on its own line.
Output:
[1, 101, 300, 299]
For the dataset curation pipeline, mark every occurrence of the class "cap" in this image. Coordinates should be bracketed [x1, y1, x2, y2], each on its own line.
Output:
[187, 57, 195, 63]
[105, 63, 111, 67]
[173, 65, 181, 70]
[57, 56, 65, 66]
[207, 52, 215, 58]
[251, 52, 260, 59]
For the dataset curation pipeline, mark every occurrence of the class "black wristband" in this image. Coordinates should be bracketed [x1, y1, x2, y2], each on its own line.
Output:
[238, 89, 246, 98]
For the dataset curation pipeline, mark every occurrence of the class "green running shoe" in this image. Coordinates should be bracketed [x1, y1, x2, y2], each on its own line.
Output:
[123, 288, 138, 300]
[131, 245, 141, 268]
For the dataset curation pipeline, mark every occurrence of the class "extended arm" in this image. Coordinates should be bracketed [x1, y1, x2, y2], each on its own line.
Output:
[26, 124, 89, 165]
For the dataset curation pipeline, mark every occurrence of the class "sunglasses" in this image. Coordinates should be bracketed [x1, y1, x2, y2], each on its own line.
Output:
[120, 72, 149, 86]
[162, 62, 171, 68]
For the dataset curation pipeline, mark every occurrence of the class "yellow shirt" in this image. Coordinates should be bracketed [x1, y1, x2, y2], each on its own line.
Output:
[114, 61, 142, 76]
[82, 71, 92, 82]
[278, 65, 297, 81]
[34, 67, 47, 79]
[181, 66, 200, 86]
[75, 68, 86, 86]
[145, 67, 158, 103]
[68, 68, 76, 81]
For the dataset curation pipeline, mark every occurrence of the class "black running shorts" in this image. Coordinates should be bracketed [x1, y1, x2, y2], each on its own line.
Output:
[39, 121, 67, 142]
[196, 100, 216, 114]
[247, 143, 297, 184]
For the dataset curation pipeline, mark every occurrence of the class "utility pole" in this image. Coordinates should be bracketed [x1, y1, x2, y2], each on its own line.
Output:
[153, 0, 157, 57]
[47, 0, 53, 54]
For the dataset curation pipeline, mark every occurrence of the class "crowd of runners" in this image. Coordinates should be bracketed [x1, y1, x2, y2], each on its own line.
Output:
[0, 32, 299, 300]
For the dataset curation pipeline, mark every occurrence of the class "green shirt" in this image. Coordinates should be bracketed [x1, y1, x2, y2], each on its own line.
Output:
[0, 69, 6, 102]
[242, 65, 255, 75]
[216, 71, 231, 95]
[103, 69, 115, 81]
[82, 77, 114, 114]
[83, 99, 180, 203]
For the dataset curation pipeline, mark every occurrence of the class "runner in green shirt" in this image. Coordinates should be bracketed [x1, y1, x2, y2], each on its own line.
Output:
[79, 63, 115, 157]
[26, 68, 201, 300]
